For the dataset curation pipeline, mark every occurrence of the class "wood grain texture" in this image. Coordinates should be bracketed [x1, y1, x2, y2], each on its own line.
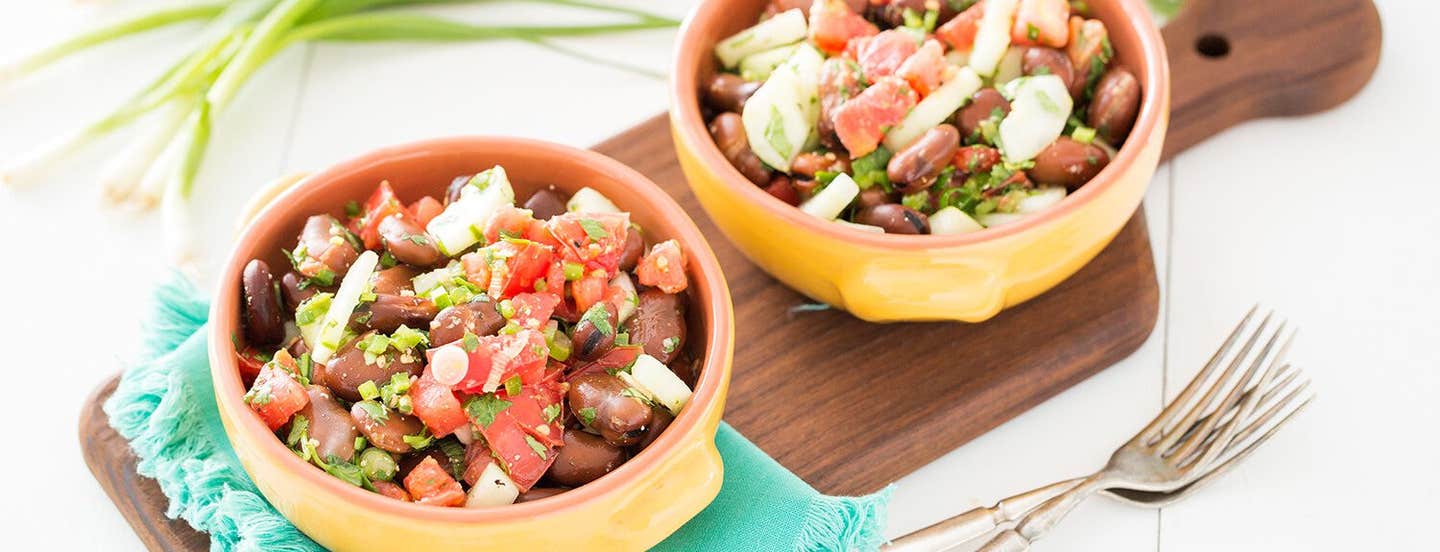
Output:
[78, 0, 1383, 546]
[1160, 0, 1382, 159]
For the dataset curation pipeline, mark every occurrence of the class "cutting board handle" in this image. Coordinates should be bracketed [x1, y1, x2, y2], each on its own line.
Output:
[1159, 0, 1382, 160]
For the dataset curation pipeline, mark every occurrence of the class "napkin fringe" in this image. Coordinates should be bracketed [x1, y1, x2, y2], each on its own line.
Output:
[796, 485, 894, 552]
[104, 274, 321, 552]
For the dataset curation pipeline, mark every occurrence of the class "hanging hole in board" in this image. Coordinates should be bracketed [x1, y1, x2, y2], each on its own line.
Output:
[1195, 34, 1231, 58]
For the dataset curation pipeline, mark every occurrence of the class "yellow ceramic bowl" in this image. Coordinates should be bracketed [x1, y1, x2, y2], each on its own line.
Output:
[211, 138, 735, 551]
[671, 0, 1170, 322]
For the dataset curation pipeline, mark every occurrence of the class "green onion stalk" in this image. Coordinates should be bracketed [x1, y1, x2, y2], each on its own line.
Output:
[0, 0, 679, 265]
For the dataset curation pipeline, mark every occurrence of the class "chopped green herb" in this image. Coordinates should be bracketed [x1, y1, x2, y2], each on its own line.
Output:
[404, 234, 430, 246]
[345, 200, 361, 218]
[579, 218, 610, 240]
[661, 336, 679, 354]
[524, 434, 548, 460]
[581, 303, 615, 336]
[402, 430, 434, 450]
[296, 353, 313, 386]
[462, 332, 481, 353]
[1027, 23, 1040, 41]
[243, 384, 272, 407]
[323, 457, 368, 487]
[850, 147, 894, 190]
[356, 400, 389, 424]
[309, 268, 336, 288]
[379, 251, 398, 268]
[354, 436, 367, 451]
[504, 375, 522, 397]
[577, 406, 597, 426]
[542, 403, 562, 423]
[286, 415, 310, 448]
[464, 394, 512, 427]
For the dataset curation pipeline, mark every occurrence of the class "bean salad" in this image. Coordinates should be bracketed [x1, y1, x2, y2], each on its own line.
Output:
[236, 166, 697, 507]
[703, 0, 1142, 234]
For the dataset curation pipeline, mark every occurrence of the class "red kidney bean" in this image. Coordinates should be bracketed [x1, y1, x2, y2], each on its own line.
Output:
[320, 331, 424, 402]
[855, 203, 930, 234]
[298, 214, 360, 277]
[568, 372, 653, 447]
[856, 187, 893, 210]
[371, 266, 419, 296]
[280, 271, 318, 312]
[524, 188, 569, 220]
[299, 385, 359, 462]
[429, 300, 505, 346]
[634, 407, 674, 452]
[790, 151, 851, 179]
[378, 215, 442, 268]
[516, 487, 568, 503]
[572, 302, 618, 361]
[1087, 67, 1141, 143]
[242, 259, 284, 346]
[955, 88, 1010, 141]
[351, 402, 426, 454]
[618, 229, 644, 272]
[703, 73, 762, 113]
[1029, 137, 1111, 189]
[887, 124, 960, 193]
[764, 175, 801, 206]
[709, 112, 771, 186]
[623, 289, 687, 365]
[548, 428, 627, 487]
[356, 294, 438, 334]
[1022, 47, 1082, 99]
[792, 178, 820, 198]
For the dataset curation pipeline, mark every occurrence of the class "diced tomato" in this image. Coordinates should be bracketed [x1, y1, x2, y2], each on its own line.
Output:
[483, 205, 539, 245]
[1012, 0, 1070, 48]
[236, 348, 267, 384]
[509, 292, 560, 330]
[498, 380, 565, 448]
[454, 329, 549, 394]
[408, 196, 444, 228]
[635, 240, 689, 294]
[244, 360, 309, 431]
[831, 76, 918, 158]
[461, 441, 494, 487]
[570, 272, 609, 316]
[936, 0, 985, 51]
[808, 0, 878, 54]
[350, 181, 407, 250]
[956, 145, 1002, 175]
[403, 456, 467, 507]
[372, 480, 412, 502]
[545, 212, 630, 275]
[460, 250, 491, 290]
[566, 346, 642, 380]
[410, 373, 470, 437]
[479, 240, 556, 300]
[1066, 16, 1109, 71]
[856, 29, 919, 79]
[474, 404, 557, 493]
[896, 39, 947, 97]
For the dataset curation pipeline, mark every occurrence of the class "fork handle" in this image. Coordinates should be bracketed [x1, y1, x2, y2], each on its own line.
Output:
[884, 479, 1083, 551]
[977, 474, 1112, 551]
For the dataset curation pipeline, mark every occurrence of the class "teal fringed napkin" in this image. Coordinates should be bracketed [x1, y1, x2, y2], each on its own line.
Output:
[104, 275, 891, 552]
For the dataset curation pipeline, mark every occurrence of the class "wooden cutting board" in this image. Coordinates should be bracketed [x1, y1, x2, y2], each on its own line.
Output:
[79, 0, 1381, 547]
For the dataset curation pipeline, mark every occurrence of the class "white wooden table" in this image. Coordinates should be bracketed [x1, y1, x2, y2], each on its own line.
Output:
[0, 1, 1434, 550]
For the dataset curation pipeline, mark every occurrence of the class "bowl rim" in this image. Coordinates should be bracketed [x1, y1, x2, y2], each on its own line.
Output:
[210, 136, 733, 523]
[668, 0, 1169, 249]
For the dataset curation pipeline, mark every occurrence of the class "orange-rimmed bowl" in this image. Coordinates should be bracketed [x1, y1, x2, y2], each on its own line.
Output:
[670, 0, 1169, 322]
[210, 138, 734, 551]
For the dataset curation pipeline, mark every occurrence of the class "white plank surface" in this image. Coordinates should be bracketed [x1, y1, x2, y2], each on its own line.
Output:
[0, 1, 1431, 550]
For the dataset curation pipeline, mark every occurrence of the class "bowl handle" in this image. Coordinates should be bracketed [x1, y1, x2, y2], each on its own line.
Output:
[837, 255, 1011, 322]
[234, 172, 310, 232]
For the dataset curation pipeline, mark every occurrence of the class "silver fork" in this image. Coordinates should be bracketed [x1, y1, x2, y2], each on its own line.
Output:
[885, 357, 1312, 551]
[970, 308, 1311, 551]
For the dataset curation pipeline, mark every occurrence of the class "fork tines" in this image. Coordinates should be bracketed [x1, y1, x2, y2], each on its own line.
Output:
[1145, 306, 1314, 472]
